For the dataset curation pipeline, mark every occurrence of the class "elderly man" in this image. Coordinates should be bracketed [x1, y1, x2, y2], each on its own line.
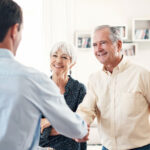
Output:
[0, 0, 88, 150]
[77, 25, 150, 150]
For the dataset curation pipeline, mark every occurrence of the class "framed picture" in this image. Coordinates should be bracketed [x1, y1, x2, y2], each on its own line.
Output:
[112, 25, 127, 40]
[122, 43, 137, 56]
[75, 31, 92, 50]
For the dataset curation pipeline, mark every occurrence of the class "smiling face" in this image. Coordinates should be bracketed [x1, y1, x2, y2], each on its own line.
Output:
[50, 49, 72, 75]
[93, 28, 122, 68]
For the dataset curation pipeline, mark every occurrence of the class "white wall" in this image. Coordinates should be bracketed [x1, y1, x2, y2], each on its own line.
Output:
[72, 0, 150, 85]
[14, 0, 150, 85]
[15, 0, 44, 73]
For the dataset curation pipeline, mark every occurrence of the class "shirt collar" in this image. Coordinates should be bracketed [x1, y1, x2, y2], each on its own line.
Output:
[102, 56, 128, 75]
[0, 48, 14, 59]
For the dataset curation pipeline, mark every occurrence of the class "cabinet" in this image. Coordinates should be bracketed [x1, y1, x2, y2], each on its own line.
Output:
[112, 25, 128, 40]
[74, 24, 140, 55]
[132, 18, 150, 42]
[122, 43, 137, 56]
[75, 31, 92, 51]
[74, 26, 127, 51]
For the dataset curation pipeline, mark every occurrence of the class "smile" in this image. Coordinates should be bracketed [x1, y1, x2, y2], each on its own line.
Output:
[54, 65, 63, 68]
[97, 52, 107, 56]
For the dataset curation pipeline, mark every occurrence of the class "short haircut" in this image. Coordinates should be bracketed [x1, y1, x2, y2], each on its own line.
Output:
[0, 0, 23, 42]
[50, 41, 77, 64]
[94, 25, 122, 43]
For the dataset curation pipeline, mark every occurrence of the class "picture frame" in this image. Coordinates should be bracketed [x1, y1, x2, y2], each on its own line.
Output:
[132, 18, 150, 41]
[122, 43, 137, 56]
[75, 31, 92, 51]
[112, 25, 127, 40]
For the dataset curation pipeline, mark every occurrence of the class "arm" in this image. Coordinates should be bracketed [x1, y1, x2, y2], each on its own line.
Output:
[141, 70, 150, 105]
[40, 82, 87, 136]
[75, 124, 90, 142]
[77, 75, 98, 125]
[34, 74, 88, 139]
[40, 121, 59, 136]
[40, 118, 51, 133]
[43, 96, 88, 139]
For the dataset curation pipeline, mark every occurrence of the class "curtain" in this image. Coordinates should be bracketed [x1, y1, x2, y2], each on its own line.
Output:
[42, 0, 75, 52]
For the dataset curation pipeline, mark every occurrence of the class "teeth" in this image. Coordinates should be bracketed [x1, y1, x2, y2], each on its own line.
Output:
[54, 65, 63, 68]
[97, 52, 107, 56]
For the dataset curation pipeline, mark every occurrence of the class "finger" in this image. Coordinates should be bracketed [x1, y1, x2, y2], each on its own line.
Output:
[41, 127, 43, 133]
[75, 136, 89, 143]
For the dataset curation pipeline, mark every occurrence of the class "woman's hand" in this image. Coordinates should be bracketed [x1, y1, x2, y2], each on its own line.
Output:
[50, 127, 59, 136]
[40, 118, 51, 133]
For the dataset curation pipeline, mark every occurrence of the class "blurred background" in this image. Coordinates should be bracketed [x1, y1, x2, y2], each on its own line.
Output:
[15, 0, 150, 85]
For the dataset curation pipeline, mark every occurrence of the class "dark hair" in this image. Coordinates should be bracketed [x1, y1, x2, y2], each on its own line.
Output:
[0, 0, 23, 42]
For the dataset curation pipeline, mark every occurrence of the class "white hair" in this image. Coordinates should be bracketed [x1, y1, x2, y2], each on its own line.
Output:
[94, 25, 122, 43]
[50, 41, 77, 64]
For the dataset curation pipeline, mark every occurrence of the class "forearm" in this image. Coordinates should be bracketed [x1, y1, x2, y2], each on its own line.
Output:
[77, 106, 96, 125]
[43, 95, 88, 139]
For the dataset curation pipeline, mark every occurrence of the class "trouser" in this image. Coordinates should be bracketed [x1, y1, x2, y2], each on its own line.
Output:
[102, 144, 150, 150]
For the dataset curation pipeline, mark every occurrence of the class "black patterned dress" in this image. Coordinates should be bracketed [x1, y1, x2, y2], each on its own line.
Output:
[39, 76, 87, 150]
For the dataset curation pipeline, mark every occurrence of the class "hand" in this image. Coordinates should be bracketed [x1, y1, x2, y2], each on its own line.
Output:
[75, 133, 89, 142]
[40, 118, 51, 133]
[74, 124, 90, 142]
[50, 127, 59, 136]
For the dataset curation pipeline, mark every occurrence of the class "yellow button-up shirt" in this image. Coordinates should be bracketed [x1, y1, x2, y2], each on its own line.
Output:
[77, 57, 150, 150]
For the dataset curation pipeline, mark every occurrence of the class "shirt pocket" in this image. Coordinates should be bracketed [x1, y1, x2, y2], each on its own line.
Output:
[119, 92, 148, 117]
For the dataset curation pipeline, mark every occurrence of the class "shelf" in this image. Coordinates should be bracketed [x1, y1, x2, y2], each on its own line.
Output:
[75, 31, 92, 51]
[112, 25, 128, 40]
[132, 18, 150, 41]
[122, 43, 137, 56]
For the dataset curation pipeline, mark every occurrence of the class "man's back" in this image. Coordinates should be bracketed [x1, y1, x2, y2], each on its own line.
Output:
[0, 49, 49, 149]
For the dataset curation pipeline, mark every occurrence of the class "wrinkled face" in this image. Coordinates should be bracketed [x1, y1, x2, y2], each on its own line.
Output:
[50, 49, 72, 75]
[93, 28, 121, 66]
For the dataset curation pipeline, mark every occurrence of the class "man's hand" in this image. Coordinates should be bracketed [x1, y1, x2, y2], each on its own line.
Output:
[40, 118, 51, 133]
[75, 133, 89, 142]
[74, 124, 90, 142]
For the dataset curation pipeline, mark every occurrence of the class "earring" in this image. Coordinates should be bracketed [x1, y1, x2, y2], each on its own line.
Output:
[69, 70, 72, 76]
[50, 69, 52, 76]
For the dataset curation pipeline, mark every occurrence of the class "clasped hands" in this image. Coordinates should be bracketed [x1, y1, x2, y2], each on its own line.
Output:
[74, 124, 90, 142]
[40, 118, 59, 136]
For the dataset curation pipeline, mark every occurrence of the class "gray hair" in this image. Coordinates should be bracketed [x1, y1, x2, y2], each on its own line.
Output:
[50, 41, 77, 64]
[94, 25, 122, 43]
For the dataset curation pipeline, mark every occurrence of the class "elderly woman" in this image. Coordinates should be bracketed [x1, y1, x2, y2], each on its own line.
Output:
[39, 42, 87, 150]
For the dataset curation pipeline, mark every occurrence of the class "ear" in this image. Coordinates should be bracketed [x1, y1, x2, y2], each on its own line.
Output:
[117, 40, 122, 52]
[69, 62, 76, 69]
[10, 24, 19, 40]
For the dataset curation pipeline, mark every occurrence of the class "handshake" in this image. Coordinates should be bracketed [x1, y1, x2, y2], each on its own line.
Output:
[74, 124, 90, 142]
[40, 118, 90, 142]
